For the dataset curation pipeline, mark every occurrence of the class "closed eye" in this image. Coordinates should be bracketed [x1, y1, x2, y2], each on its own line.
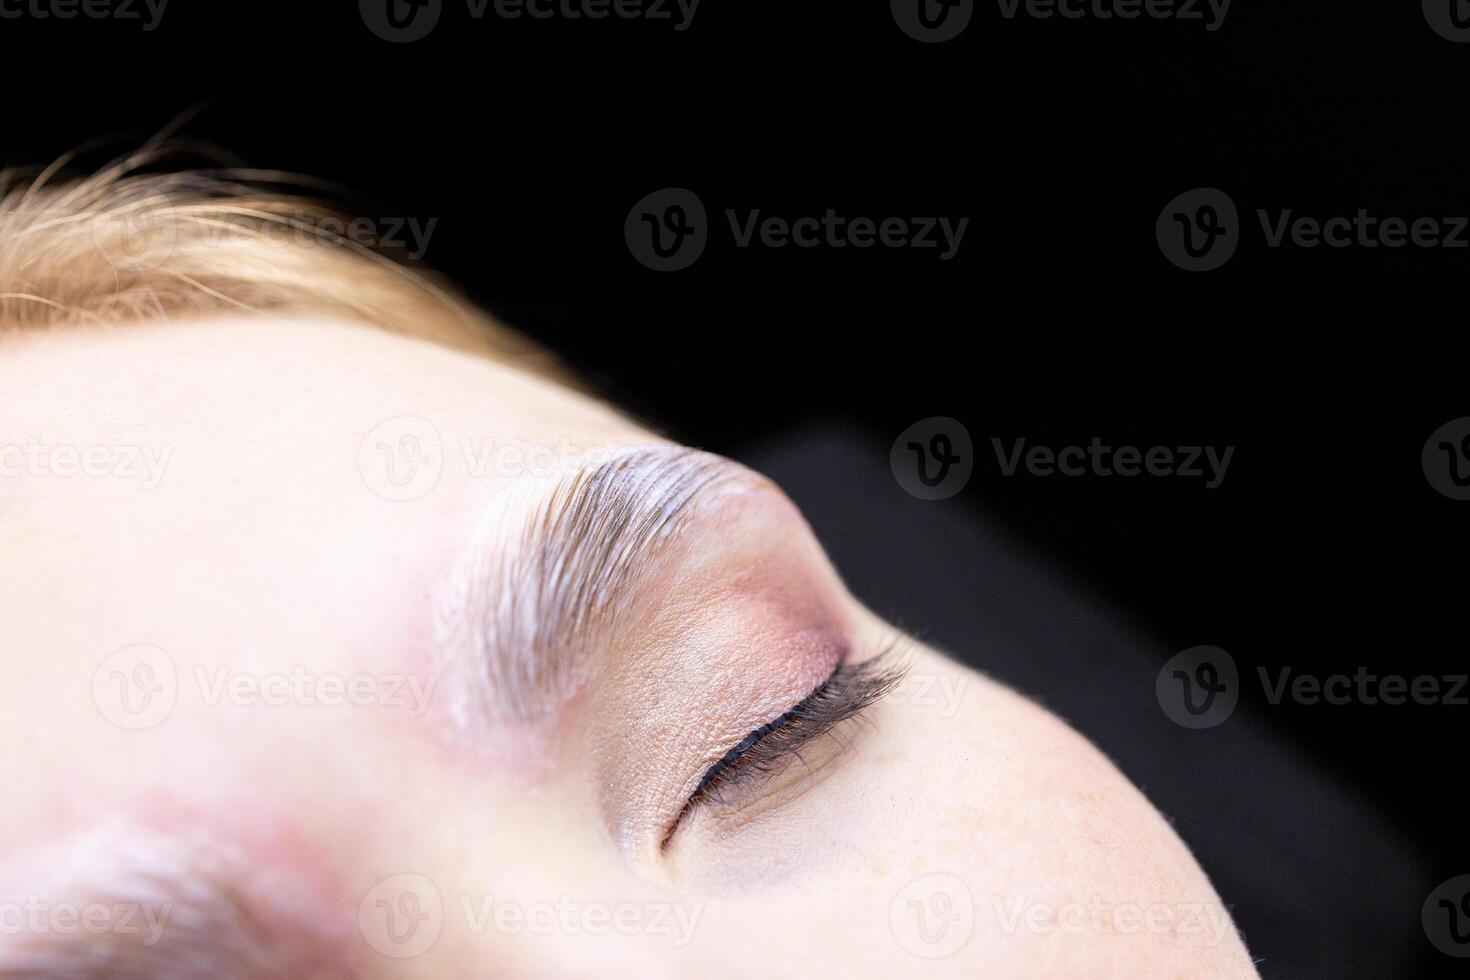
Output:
[661, 645, 907, 849]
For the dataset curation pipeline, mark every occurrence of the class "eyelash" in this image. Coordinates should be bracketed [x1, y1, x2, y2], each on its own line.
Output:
[663, 644, 908, 846]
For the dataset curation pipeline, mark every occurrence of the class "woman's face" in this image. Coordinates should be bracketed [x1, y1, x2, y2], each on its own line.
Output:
[0, 316, 1254, 977]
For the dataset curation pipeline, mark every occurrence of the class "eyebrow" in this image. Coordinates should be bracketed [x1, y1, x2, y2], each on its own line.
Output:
[434, 445, 770, 732]
[0, 824, 339, 979]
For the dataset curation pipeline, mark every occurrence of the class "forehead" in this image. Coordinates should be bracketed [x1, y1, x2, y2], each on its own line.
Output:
[0, 314, 651, 547]
[0, 314, 651, 843]
[0, 314, 643, 470]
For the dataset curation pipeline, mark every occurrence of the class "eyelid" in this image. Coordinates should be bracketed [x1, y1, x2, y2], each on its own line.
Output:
[690, 674, 837, 804]
[661, 645, 908, 849]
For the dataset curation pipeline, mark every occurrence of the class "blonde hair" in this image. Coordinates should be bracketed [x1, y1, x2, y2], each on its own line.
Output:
[0, 140, 557, 372]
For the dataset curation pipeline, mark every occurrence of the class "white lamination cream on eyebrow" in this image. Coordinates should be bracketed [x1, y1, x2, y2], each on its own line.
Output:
[430, 444, 783, 760]
[0, 819, 347, 978]
[431, 440, 861, 862]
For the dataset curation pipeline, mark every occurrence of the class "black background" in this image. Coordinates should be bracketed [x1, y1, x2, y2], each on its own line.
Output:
[3, 0, 1466, 975]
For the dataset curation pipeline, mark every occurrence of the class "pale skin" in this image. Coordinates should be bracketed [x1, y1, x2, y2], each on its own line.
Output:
[0, 316, 1258, 977]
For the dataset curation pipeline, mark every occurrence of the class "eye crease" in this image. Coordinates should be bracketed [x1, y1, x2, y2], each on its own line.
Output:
[662, 646, 908, 849]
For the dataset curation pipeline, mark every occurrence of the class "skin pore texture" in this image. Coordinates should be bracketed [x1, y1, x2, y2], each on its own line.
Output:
[0, 315, 1259, 978]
